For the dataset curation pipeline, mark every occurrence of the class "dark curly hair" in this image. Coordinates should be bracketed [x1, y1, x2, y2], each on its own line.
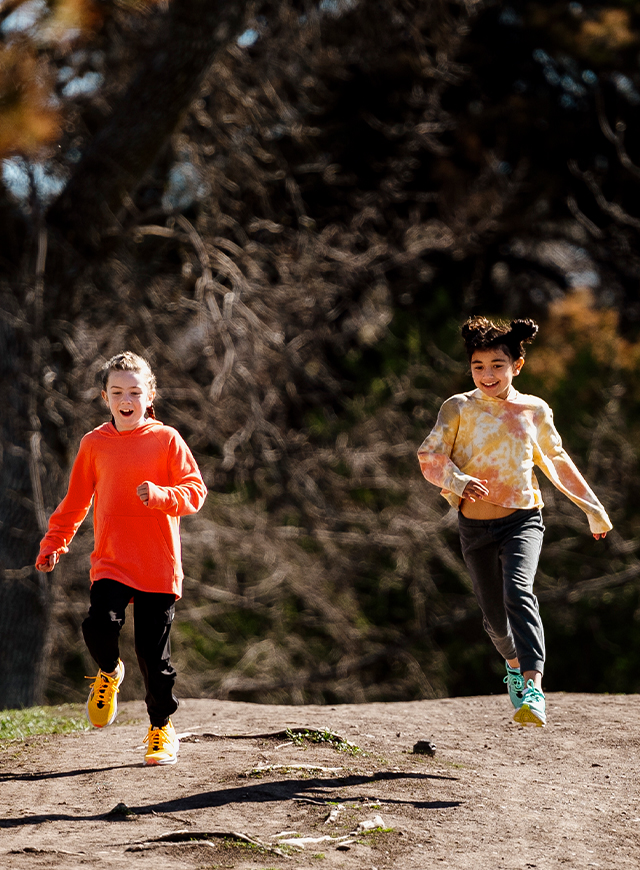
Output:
[461, 316, 539, 362]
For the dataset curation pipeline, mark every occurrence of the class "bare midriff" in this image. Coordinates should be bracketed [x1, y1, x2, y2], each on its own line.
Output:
[460, 499, 518, 520]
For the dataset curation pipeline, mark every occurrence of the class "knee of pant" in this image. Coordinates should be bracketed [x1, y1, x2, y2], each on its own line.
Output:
[134, 633, 172, 662]
[503, 581, 535, 610]
[82, 613, 123, 637]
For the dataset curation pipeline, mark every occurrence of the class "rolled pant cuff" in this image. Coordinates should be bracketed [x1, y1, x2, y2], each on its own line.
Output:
[518, 659, 544, 676]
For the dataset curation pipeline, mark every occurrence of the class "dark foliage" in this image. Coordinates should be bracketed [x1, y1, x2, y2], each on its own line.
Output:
[1, 0, 640, 708]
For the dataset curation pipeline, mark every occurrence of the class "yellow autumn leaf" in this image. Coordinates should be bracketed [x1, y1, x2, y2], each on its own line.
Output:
[0, 47, 61, 156]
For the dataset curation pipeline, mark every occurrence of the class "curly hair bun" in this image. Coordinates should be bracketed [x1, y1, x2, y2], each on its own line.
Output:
[461, 316, 492, 343]
[509, 319, 538, 344]
[461, 315, 539, 359]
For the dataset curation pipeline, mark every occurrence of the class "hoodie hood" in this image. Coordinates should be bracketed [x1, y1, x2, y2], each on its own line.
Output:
[101, 418, 165, 436]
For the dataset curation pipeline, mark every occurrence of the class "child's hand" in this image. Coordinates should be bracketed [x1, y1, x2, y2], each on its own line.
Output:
[137, 483, 150, 506]
[593, 532, 607, 541]
[36, 553, 59, 573]
[462, 479, 490, 502]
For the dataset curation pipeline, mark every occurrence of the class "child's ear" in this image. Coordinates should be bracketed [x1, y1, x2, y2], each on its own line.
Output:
[514, 357, 525, 376]
[101, 390, 109, 406]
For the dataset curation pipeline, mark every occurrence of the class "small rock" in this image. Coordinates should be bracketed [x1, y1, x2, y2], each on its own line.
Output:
[412, 740, 436, 756]
[354, 815, 385, 833]
[107, 802, 136, 817]
[325, 804, 344, 824]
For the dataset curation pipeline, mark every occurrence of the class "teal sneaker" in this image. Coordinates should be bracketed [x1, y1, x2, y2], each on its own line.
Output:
[504, 663, 525, 709]
[513, 680, 546, 727]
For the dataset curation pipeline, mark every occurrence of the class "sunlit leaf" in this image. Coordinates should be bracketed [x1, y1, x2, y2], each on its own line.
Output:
[34, 0, 102, 45]
[0, 46, 60, 156]
[577, 8, 638, 58]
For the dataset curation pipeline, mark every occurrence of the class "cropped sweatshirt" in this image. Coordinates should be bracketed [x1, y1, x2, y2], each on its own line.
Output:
[417, 388, 612, 536]
[36, 419, 207, 597]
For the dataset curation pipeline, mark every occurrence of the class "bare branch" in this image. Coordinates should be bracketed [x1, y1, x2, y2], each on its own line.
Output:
[47, 0, 251, 251]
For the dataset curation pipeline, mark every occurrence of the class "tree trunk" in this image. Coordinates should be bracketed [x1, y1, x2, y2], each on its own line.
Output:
[47, 0, 250, 251]
[0, 317, 54, 708]
[0, 0, 250, 707]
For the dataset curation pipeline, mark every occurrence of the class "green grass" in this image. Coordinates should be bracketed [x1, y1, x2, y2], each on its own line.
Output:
[0, 704, 89, 745]
[285, 728, 361, 755]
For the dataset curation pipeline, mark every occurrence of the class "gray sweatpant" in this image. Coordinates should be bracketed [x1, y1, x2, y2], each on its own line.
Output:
[458, 508, 545, 674]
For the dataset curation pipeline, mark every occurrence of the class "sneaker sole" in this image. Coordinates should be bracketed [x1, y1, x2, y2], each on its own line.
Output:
[144, 755, 178, 766]
[144, 734, 179, 766]
[513, 704, 545, 727]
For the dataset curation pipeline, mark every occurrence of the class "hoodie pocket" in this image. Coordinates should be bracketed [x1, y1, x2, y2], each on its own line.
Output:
[98, 515, 176, 572]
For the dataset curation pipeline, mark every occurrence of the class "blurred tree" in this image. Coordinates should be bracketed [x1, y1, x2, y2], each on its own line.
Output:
[0, 0, 251, 706]
[2, 0, 640, 709]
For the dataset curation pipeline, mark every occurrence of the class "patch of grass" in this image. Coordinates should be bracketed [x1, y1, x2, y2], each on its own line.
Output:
[0, 705, 89, 745]
[358, 826, 395, 843]
[275, 844, 301, 857]
[285, 728, 361, 755]
[222, 839, 269, 856]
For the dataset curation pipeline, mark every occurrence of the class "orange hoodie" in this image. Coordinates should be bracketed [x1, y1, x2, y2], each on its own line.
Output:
[36, 419, 207, 597]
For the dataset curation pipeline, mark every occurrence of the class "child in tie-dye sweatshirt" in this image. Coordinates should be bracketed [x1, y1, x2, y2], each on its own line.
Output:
[418, 316, 612, 727]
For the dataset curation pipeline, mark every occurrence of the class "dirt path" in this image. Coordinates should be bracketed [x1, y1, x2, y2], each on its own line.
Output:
[1, 693, 639, 869]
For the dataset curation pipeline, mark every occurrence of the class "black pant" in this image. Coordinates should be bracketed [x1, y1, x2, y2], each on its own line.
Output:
[458, 509, 545, 675]
[82, 578, 178, 727]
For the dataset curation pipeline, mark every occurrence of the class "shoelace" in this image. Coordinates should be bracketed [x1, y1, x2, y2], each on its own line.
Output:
[85, 672, 120, 709]
[522, 682, 545, 706]
[504, 672, 525, 692]
[145, 726, 172, 752]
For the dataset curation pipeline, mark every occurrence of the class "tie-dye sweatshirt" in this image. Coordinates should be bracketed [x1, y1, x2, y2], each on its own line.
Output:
[417, 387, 612, 535]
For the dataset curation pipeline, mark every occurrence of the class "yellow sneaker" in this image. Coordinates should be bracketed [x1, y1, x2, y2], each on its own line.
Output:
[144, 720, 179, 766]
[85, 660, 125, 728]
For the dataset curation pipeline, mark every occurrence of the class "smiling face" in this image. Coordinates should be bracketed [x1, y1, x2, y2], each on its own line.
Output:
[470, 346, 524, 400]
[102, 370, 155, 431]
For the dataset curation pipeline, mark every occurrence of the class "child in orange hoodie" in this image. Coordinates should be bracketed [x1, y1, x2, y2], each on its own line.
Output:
[36, 352, 207, 765]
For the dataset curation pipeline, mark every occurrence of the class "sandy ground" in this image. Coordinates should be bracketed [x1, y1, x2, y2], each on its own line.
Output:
[1, 693, 639, 869]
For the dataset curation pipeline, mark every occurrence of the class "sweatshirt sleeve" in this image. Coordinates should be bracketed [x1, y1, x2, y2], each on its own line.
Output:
[417, 398, 475, 500]
[533, 404, 613, 535]
[143, 433, 207, 517]
[36, 437, 96, 567]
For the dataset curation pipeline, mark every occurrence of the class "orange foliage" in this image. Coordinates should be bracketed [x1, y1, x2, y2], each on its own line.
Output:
[36, 0, 102, 45]
[0, 48, 61, 156]
[0, 0, 167, 157]
[525, 288, 640, 388]
[577, 8, 638, 54]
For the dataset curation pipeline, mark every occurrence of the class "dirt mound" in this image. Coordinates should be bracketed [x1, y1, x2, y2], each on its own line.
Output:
[1, 693, 639, 868]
